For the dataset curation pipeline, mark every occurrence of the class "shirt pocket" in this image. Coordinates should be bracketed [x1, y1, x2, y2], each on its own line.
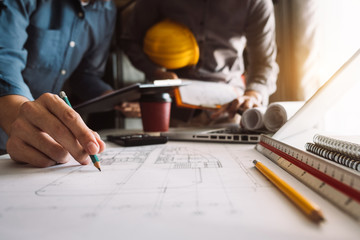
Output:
[25, 24, 63, 71]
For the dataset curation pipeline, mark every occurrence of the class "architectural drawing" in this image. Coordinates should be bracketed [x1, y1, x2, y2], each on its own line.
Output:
[1, 141, 358, 240]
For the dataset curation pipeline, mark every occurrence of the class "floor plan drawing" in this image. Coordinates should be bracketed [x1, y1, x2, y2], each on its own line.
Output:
[1, 141, 359, 240]
[30, 144, 263, 217]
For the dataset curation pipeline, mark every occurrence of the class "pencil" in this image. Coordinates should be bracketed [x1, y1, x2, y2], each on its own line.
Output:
[59, 91, 102, 172]
[253, 160, 324, 223]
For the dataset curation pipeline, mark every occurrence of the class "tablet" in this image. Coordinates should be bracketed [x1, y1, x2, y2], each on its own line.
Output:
[73, 81, 184, 115]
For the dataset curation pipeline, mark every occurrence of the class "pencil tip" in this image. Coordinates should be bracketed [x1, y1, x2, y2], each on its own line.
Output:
[93, 160, 101, 172]
[310, 210, 325, 223]
[253, 160, 258, 164]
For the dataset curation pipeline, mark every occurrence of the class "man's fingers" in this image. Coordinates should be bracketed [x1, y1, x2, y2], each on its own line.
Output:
[240, 97, 260, 111]
[7, 137, 58, 168]
[151, 69, 178, 80]
[19, 93, 102, 165]
[20, 97, 90, 164]
[211, 99, 240, 119]
[37, 94, 101, 155]
[115, 102, 141, 118]
[241, 99, 252, 110]
[93, 131, 106, 153]
[227, 99, 241, 118]
[10, 118, 70, 164]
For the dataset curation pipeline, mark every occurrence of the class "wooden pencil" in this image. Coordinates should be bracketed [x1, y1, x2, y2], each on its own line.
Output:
[253, 160, 324, 223]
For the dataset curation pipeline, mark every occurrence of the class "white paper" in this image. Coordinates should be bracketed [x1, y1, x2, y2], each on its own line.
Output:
[240, 101, 304, 132]
[178, 79, 239, 108]
[0, 141, 359, 240]
[264, 101, 305, 132]
[240, 107, 267, 131]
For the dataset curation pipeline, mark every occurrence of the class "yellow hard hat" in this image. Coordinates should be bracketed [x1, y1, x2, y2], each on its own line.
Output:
[143, 19, 199, 69]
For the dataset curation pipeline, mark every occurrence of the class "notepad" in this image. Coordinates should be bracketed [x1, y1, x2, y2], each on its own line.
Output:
[305, 134, 360, 172]
[312, 134, 360, 160]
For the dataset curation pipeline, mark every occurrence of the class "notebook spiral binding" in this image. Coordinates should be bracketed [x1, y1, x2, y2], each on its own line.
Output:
[305, 142, 360, 172]
[313, 134, 360, 161]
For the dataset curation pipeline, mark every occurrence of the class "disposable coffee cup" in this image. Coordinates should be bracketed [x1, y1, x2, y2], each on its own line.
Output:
[140, 93, 172, 132]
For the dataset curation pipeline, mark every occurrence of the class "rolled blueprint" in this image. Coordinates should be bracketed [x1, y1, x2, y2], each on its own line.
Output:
[240, 107, 267, 131]
[263, 101, 305, 132]
[240, 101, 304, 132]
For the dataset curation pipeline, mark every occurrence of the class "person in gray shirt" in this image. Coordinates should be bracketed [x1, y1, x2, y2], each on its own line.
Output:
[122, 0, 279, 122]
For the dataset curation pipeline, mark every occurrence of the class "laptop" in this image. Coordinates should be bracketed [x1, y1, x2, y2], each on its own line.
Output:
[161, 48, 360, 143]
[161, 126, 264, 144]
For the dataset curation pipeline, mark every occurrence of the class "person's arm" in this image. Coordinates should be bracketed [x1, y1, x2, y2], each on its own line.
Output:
[121, 0, 178, 80]
[0, 0, 34, 101]
[0, 0, 35, 131]
[0, 1, 105, 167]
[243, 0, 279, 106]
[212, 0, 278, 119]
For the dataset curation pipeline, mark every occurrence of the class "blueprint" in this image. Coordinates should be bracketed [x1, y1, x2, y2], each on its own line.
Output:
[0, 141, 359, 240]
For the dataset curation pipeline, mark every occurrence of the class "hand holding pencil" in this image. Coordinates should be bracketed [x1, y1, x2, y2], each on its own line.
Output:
[5, 92, 105, 168]
[59, 91, 103, 171]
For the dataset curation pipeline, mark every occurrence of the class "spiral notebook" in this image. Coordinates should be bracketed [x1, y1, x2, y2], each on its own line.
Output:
[162, 48, 360, 143]
[305, 134, 360, 172]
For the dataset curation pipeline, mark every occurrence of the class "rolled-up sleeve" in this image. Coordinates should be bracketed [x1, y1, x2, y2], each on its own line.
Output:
[244, 0, 278, 105]
[0, 0, 35, 100]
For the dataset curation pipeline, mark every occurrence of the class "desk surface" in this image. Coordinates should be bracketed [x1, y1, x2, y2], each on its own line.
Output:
[0, 129, 359, 240]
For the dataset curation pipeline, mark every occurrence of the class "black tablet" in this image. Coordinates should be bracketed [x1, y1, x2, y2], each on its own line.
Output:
[73, 81, 185, 115]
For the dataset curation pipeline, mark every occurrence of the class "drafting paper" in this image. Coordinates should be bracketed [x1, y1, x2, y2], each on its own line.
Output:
[0, 141, 359, 240]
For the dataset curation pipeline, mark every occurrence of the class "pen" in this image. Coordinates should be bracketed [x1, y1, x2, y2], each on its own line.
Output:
[59, 91, 102, 172]
[253, 160, 324, 223]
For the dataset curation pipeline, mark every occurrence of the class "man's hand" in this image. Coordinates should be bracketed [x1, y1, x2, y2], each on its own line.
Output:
[211, 90, 263, 119]
[2, 94, 105, 167]
[114, 102, 141, 118]
[148, 68, 178, 80]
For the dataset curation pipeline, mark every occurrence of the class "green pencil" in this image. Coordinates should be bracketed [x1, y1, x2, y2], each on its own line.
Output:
[59, 91, 101, 171]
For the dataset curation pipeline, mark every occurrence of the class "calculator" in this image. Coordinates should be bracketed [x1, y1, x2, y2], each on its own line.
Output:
[106, 134, 168, 147]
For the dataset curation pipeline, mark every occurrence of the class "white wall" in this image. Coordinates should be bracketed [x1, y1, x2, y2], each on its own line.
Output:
[318, 0, 360, 135]
[317, 0, 360, 84]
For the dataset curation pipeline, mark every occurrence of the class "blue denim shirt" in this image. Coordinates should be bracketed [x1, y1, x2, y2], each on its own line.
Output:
[0, 0, 117, 149]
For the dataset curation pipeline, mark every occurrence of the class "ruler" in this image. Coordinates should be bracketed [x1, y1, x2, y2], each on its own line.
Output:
[256, 134, 360, 220]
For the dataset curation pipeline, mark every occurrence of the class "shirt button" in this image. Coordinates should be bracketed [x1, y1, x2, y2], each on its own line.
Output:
[69, 41, 76, 47]
[78, 12, 84, 18]
[61, 69, 67, 75]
